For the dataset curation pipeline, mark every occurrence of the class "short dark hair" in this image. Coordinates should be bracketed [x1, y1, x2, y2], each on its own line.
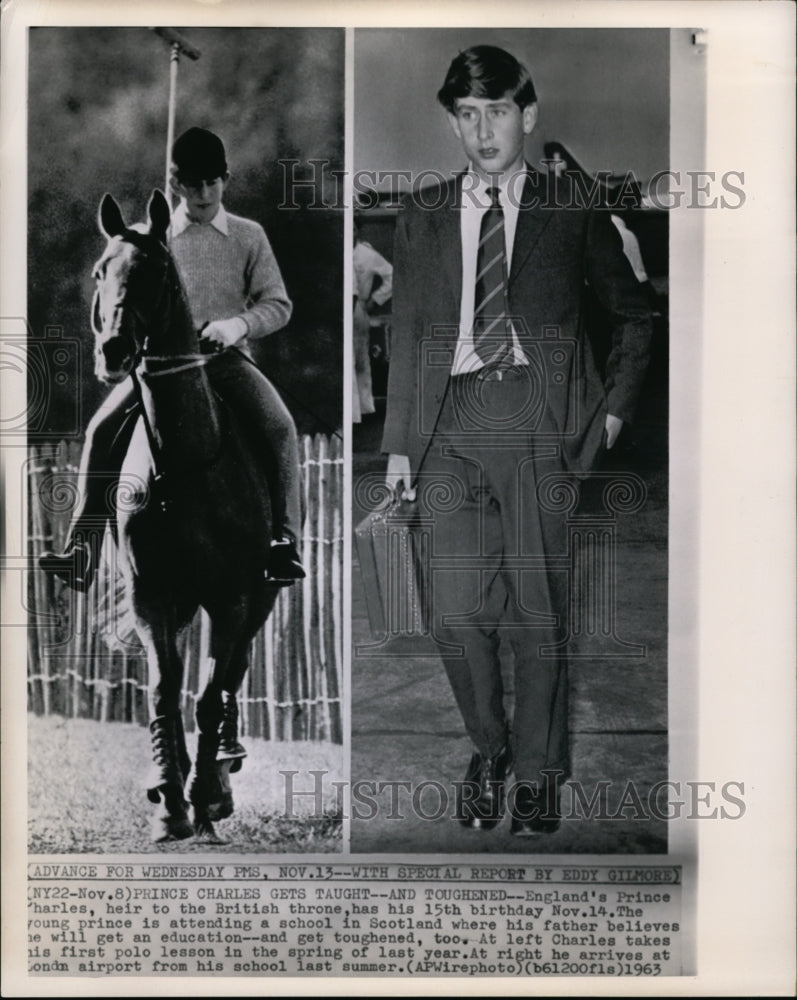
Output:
[437, 45, 537, 113]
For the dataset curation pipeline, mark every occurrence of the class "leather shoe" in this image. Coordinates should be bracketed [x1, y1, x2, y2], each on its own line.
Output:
[38, 541, 94, 592]
[510, 780, 562, 836]
[456, 742, 513, 831]
[266, 538, 306, 584]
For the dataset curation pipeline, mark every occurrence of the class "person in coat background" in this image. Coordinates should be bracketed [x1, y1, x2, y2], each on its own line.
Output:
[353, 220, 393, 422]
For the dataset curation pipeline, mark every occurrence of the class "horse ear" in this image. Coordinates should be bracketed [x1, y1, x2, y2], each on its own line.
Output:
[148, 190, 171, 243]
[98, 194, 126, 238]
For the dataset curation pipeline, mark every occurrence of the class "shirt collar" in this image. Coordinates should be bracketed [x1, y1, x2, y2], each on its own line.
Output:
[462, 166, 529, 208]
[170, 202, 229, 237]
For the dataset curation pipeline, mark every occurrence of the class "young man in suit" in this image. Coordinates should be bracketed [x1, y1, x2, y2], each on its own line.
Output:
[383, 45, 652, 835]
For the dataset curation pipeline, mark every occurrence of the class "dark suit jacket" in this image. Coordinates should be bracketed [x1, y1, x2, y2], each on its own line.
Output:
[381, 169, 653, 477]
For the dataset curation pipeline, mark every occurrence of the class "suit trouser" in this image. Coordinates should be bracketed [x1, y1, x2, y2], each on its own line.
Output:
[425, 374, 570, 786]
[64, 350, 302, 548]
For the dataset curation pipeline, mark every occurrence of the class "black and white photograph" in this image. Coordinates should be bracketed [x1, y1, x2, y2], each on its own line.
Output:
[23, 26, 345, 853]
[352, 27, 671, 854]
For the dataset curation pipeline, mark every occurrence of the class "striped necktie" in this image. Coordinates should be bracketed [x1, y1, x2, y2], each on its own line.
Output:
[474, 186, 512, 369]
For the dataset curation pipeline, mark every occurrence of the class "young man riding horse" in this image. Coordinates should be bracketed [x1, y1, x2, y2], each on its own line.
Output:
[40, 127, 305, 586]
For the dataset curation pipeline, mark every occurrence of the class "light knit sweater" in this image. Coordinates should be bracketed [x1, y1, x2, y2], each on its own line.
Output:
[169, 203, 292, 343]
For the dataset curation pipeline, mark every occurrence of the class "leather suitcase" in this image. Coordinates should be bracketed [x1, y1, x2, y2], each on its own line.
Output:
[354, 498, 431, 643]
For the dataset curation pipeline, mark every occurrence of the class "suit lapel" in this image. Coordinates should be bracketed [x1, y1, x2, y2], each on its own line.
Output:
[509, 168, 554, 285]
[420, 170, 555, 331]
[428, 175, 462, 314]
[425, 171, 552, 305]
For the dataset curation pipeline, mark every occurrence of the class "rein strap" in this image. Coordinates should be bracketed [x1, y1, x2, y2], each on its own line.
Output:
[141, 354, 216, 378]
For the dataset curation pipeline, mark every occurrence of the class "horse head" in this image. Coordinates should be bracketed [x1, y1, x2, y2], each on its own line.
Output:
[91, 190, 179, 383]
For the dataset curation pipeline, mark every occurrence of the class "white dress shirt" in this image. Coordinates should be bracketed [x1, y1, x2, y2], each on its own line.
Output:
[451, 169, 529, 375]
[170, 201, 229, 238]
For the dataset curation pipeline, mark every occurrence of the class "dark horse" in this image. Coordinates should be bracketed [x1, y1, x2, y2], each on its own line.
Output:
[92, 189, 279, 842]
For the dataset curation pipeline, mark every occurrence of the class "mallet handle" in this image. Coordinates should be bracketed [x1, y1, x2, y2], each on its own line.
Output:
[165, 44, 179, 204]
[150, 27, 202, 207]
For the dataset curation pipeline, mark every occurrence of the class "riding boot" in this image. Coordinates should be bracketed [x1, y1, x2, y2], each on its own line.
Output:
[146, 715, 192, 841]
[146, 715, 189, 802]
[217, 690, 247, 773]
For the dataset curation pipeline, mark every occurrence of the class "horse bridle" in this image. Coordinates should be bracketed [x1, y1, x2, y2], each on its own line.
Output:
[91, 288, 217, 379]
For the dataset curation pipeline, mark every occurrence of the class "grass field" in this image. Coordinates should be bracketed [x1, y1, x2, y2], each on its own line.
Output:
[28, 714, 343, 854]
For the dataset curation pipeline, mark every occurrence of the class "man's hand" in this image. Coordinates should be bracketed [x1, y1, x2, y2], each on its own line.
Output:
[386, 454, 415, 501]
[605, 413, 624, 449]
[201, 317, 247, 348]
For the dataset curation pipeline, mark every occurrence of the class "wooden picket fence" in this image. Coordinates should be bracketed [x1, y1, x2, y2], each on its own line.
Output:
[27, 434, 343, 743]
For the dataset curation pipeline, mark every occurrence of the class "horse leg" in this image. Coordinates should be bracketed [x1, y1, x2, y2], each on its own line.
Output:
[218, 684, 246, 774]
[217, 588, 278, 776]
[140, 614, 193, 842]
[190, 593, 274, 840]
[191, 679, 246, 838]
[189, 728, 228, 843]
[213, 638, 258, 813]
[188, 602, 245, 841]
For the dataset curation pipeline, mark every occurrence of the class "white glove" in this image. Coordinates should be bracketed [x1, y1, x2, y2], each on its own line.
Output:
[201, 317, 248, 348]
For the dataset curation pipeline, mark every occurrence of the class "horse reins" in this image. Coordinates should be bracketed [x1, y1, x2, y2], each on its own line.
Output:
[140, 352, 217, 377]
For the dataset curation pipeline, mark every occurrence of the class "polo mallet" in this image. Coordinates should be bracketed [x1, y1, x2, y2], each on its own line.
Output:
[150, 27, 201, 206]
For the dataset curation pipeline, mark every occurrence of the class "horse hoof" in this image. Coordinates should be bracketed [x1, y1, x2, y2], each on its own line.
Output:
[151, 813, 194, 843]
[193, 817, 227, 845]
[148, 781, 192, 841]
